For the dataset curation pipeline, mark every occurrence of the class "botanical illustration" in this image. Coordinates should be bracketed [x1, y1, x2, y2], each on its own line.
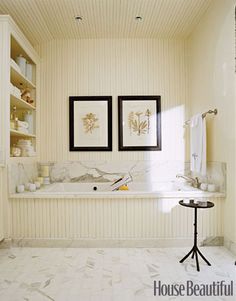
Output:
[82, 112, 99, 134]
[128, 109, 152, 136]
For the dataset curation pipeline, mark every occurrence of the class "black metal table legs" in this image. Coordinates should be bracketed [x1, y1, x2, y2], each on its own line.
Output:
[179, 207, 211, 271]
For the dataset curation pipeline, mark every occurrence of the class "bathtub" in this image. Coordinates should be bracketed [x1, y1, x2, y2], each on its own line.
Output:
[9, 181, 225, 245]
[10, 182, 225, 199]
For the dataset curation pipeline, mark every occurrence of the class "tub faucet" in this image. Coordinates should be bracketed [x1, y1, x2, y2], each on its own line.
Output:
[176, 174, 200, 188]
[111, 173, 133, 191]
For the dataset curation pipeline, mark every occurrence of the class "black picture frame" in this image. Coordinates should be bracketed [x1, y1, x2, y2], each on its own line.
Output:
[118, 95, 161, 151]
[69, 96, 112, 151]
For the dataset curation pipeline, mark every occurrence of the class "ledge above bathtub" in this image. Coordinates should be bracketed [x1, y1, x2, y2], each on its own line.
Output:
[9, 184, 226, 199]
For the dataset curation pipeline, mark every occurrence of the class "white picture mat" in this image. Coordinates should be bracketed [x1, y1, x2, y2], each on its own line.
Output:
[73, 101, 108, 147]
[122, 100, 157, 147]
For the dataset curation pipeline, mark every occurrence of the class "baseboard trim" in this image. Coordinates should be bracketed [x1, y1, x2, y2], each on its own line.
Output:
[224, 236, 236, 256]
[0, 236, 222, 248]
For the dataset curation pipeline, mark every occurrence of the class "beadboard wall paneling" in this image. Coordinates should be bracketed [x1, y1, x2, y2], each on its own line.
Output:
[0, 168, 11, 240]
[188, 0, 236, 243]
[0, 169, 4, 240]
[36, 39, 189, 162]
[10, 197, 223, 240]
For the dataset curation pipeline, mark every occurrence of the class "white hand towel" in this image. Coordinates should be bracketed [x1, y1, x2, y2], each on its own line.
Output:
[190, 114, 206, 175]
[17, 120, 29, 129]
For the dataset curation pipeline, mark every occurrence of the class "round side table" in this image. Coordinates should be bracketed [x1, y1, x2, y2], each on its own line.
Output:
[179, 200, 214, 272]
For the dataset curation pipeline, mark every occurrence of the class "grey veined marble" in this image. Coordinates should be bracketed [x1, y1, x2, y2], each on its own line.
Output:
[0, 246, 235, 301]
[8, 160, 226, 193]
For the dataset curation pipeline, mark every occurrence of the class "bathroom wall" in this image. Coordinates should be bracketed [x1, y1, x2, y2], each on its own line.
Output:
[36, 39, 189, 162]
[11, 196, 224, 246]
[0, 169, 4, 240]
[188, 0, 236, 248]
[0, 168, 10, 240]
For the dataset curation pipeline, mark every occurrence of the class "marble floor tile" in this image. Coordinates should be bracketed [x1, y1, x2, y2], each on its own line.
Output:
[0, 246, 235, 301]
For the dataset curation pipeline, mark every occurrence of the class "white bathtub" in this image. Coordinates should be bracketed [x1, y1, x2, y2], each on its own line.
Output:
[11, 182, 225, 199]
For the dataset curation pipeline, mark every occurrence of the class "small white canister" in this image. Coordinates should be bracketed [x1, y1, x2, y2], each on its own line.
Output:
[200, 183, 208, 191]
[34, 181, 41, 189]
[26, 62, 33, 82]
[16, 184, 25, 193]
[207, 184, 217, 192]
[24, 111, 33, 134]
[29, 183, 36, 192]
[16, 54, 26, 76]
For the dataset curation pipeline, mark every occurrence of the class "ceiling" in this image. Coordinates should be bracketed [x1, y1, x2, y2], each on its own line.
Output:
[0, 0, 213, 45]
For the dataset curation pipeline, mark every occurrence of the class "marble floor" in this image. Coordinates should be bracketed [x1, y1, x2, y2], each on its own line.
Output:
[0, 246, 235, 301]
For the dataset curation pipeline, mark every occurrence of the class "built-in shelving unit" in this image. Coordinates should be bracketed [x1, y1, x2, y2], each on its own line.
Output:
[10, 94, 36, 111]
[0, 16, 40, 161]
[10, 62, 36, 89]
[9, 31, 39, 159]
[10, 129, 36, 138]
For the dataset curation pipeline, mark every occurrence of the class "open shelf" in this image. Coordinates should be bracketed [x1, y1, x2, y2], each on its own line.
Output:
[11, 36, 35, 65]
[10, 62, 36, 89]
[10, 94, 36, 110]
[10, 129, 36, 138]
[10, 156, 37, 162]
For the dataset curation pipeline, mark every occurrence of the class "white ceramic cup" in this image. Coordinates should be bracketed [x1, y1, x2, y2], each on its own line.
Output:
[16, 184, 25, 193]
[208, 184, 216, 192]
[34, 181, 41, 189]
[25, 182, 31, 191]
[29, 183, 36, 192]
[200, 183, 208, 191]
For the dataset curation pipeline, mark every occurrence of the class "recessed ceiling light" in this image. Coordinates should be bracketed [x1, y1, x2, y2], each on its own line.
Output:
[75, 16, 83, 22]
[135, 16, 143, 22]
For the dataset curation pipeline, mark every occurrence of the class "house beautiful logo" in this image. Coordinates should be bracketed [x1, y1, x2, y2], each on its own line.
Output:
[153, 280, 234, 297]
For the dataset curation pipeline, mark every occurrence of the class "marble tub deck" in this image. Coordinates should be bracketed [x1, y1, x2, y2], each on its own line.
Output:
[0, 247, 235, 301]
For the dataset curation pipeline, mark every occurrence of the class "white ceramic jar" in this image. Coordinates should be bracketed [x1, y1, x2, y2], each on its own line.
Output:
[200, 183, 208, 191]
[29, 183, 36, 192]
[16, 184, 25, 193]
[16, 54, 26, 75]
[207, 184, 216, 192]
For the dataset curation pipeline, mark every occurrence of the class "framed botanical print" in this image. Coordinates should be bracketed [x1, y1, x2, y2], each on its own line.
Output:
[118, 95, 161, 151]
[69, 96, 112, 151]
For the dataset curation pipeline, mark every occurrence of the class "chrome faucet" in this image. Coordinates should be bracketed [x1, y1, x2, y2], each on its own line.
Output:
[111, 173, 133, 191]
[176, 174, 200, 188]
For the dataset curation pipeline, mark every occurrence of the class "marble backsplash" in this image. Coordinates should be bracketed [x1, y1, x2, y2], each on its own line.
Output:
[50, 160, 190, 183]
[8, 162, 38, 194]
[9, 160, 226, 194]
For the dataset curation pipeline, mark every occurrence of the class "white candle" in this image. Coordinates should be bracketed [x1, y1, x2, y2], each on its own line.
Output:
[41, 166, 49, 177]
[29, 183, 36, 192]
[16, 184, 25, 193]
[37, 177, 44, 184]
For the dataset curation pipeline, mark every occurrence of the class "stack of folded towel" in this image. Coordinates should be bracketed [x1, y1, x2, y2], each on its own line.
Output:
[16, 120, 29, 134]
[10, 82, 21, 99]
[16, 139, 36, 157]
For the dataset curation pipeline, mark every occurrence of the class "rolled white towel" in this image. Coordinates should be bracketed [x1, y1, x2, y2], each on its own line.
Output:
[17, 127, 29, 134]
[17, 120, 29, 129]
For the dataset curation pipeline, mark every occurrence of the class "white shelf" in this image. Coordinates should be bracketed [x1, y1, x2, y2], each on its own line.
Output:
[10, 156, 36, 162]
[10, 94, 36, 110]
[10, 62, 36, 89]
[10, 129, 36, 138]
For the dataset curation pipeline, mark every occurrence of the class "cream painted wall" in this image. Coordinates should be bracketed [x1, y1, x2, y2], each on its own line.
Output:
[188, 0, 236, 243]
[0, 169, 4, 240]
[0, 168, 10, 240]
[36, 39, 189, 162]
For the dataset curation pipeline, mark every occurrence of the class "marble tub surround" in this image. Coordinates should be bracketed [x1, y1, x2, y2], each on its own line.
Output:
[9, 182, 225, 199]
[189, 162, 226, 193]
[0, 246, 235, 301]
[49, 160, 226, 187]
[9, 160, 226, 194]
[8, 162, 38, 193]
[49, 160, 191, 183]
